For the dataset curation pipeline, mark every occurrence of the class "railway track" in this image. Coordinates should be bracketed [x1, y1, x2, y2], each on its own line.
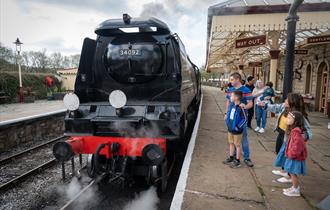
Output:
[0, 136, 66, 193]
[0, 158, 57, 193]
[0, 135, 65, 166]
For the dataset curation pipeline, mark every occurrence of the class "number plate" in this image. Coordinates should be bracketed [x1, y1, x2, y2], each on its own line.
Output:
[119, 49, 141, 56]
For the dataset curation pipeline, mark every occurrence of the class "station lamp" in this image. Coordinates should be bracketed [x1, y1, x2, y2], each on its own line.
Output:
[13, 37, 24, 103]
[13, 38, 23, 54]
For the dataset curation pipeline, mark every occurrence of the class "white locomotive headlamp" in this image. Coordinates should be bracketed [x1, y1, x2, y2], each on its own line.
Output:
[109, 90, 127, 108]
[63, 93, 80, 111]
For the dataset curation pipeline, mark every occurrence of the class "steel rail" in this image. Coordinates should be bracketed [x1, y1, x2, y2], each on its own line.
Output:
[0, 158, 57, 193]
[0, 135, 65, 166]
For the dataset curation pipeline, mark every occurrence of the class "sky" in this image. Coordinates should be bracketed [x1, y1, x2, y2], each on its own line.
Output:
[0, 0, 224, 67]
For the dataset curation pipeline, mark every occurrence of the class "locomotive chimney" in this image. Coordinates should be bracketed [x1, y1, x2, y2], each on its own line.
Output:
[123, 13, 131, 24]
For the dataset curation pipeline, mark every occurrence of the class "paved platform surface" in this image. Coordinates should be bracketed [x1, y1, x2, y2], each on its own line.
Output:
[181, 86, 330, 210]
[0, 100, 65, 122]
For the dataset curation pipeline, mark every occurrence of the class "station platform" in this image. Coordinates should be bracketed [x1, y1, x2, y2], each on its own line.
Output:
[0, 100, 65, 123]
[172, 86, 330, 210]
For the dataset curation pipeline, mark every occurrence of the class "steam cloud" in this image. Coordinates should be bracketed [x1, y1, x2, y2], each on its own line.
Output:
[140, 2, 169, 19]
[57, 177, 98, 210]
[123, 187, 160, 210]
[110, 121, 161, 138]
[138, 0, 220, 66]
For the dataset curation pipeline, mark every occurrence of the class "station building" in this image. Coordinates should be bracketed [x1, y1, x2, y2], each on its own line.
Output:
[206, 0, 330, 115]
[56, 68, 77, 91]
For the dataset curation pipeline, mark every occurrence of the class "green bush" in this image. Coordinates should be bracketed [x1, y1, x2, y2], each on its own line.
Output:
[0, 72, 53, 102]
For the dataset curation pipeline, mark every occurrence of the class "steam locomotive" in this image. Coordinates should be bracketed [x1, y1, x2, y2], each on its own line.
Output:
[53, 14, 201, 192]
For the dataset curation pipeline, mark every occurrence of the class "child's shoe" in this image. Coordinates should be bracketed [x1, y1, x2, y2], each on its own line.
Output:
[283, 186, 300, 192]
[277, 176, 292, 183]
[259, 128, 265, 133]
[230, 159, 241, 168]
[223, 157, 234, 165]
[283, 186, 301, 197]
[283, 186, 293, 192]
[254, 127, 260, 132]
[272, 170, 288, 177]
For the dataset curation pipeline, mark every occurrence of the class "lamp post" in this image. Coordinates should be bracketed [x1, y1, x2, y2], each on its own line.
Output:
[13, 37, 24, 103]
[283, 0, 304, 100]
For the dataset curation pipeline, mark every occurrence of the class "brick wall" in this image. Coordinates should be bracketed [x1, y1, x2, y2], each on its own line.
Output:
[0, 112, 65, 153]
[263, 44, 330, 114]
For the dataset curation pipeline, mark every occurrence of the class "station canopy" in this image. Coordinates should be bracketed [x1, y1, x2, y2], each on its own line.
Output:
[206, 0, 330, 72]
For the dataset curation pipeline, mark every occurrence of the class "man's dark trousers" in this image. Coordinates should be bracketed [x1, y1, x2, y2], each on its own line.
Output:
[247, 105, 254, 128]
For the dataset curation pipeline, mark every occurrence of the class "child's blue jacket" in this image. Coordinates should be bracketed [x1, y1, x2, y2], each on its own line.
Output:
[226, 103, 247, 134]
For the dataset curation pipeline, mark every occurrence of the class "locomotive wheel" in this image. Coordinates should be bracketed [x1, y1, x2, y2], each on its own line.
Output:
[87, 154, 96, 178]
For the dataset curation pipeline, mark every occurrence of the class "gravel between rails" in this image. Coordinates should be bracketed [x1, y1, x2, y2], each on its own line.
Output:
[0, 157, 87, 210]
[0, 140, 62, 186]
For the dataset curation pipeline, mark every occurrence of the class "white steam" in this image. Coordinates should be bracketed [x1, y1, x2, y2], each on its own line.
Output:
[124, 187, 160, 210]
[140, 2, 169, 19]
[57, 177, 98, 210]
[110, 121, 161, 138]
[66, 177, 82, 199]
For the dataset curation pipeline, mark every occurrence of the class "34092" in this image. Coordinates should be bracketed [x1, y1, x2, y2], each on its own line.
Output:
[119, 49, 141, 56]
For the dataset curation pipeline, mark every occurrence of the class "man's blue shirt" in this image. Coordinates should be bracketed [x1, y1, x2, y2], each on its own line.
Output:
[226, 85, 252, 105]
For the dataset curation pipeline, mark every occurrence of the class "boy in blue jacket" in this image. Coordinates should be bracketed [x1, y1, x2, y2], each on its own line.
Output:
[223, 90, 248, 168]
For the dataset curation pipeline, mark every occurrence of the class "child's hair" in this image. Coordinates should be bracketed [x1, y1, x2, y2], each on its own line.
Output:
[266, 81, 273, 88]
[287, 111, 306, 134]
[285, 93, 309, 121]
[232, 90, 243, 100]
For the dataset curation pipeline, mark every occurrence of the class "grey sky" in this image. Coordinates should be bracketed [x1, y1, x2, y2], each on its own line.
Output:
[0, 0, 222, 66]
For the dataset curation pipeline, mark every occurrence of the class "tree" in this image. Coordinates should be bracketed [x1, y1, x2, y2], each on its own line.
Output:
[70, 54, 80, 68]
[36, 48, 49, 70]
[201, 71, 211, 82]
[0, 43, 15, 64]
[50, 52, 63, 70]
[29, 51, 40, 69]
[0, 43, 80, 72]
[62, 56, 70, 69]
[21, 51, 31, 71]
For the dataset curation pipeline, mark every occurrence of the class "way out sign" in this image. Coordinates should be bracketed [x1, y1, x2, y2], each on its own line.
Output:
[235, 35, 266, 49]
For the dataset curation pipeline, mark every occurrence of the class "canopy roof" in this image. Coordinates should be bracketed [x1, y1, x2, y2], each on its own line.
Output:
[206, 0, 330, 72]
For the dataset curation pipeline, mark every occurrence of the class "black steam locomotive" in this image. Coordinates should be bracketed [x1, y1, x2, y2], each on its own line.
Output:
[53, 14, 201, 192]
